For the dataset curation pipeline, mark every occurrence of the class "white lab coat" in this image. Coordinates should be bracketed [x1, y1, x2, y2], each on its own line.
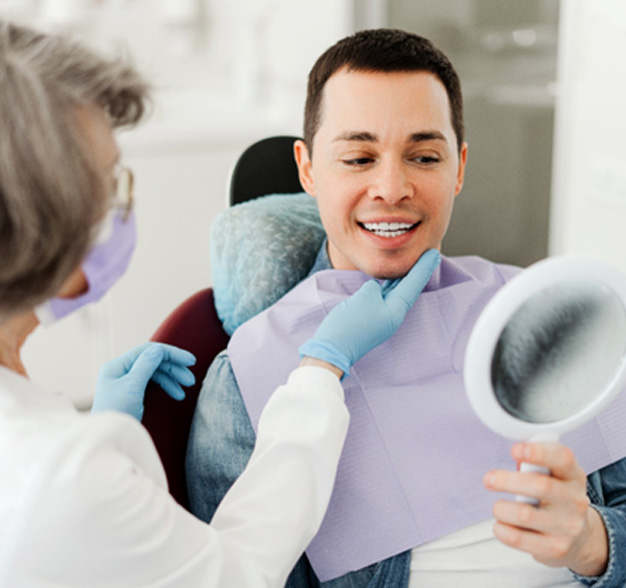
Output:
[0, 364, 348, 587]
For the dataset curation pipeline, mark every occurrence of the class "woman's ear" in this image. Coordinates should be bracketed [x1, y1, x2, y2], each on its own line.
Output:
[56, 267, 88, 299]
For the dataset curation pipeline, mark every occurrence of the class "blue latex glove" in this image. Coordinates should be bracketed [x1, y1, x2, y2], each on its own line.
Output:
[298, 249, 441, 375]
[92, 342, 196, 421]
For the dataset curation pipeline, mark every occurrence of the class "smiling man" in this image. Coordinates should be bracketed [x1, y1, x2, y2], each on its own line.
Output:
[294, 64, 466, 281]
[187, 29, 626, 588]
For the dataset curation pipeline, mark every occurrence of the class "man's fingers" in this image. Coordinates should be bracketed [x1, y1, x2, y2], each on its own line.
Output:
[485, 469, 553, 503]
[492, 520, 546, 556]
[492, 498, 550, 532]
[512, 443, 583, 481]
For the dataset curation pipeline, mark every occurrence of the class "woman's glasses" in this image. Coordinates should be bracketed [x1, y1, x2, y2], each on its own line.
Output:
[112, 164, 134, 221]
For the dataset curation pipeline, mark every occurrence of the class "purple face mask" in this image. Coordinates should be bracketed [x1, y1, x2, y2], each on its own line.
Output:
[35, 210, 137, 324]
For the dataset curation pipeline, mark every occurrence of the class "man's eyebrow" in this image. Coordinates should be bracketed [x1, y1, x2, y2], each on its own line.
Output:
[333, 131, 378, 143]
[410, 131, 447, 143]
[332, 131, 448, 144]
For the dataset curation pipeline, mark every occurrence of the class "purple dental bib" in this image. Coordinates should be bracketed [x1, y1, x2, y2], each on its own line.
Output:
[228, 256, 626, 581]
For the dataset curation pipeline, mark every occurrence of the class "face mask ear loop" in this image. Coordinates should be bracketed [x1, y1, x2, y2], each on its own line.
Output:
[34, 210, 137, 325]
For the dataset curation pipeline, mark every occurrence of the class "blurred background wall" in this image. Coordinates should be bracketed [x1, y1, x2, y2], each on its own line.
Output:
[387, 0, 559, 267]
[1, 0, 624, 406]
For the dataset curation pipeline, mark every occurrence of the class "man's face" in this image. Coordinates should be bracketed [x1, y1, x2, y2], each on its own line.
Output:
[295, 68, 467, 279]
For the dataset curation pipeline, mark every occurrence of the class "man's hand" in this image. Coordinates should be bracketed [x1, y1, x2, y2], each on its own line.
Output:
[484, 442, 609, 577]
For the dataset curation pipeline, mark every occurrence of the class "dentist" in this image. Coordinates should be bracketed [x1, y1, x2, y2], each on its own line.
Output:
[0, 21, 440, 587]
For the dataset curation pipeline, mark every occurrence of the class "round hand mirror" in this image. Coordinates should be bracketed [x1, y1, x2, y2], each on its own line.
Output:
[464, 256, 626, 499]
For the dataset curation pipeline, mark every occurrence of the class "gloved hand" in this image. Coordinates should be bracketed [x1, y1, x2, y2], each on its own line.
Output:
[92, 342, 196, 421]
[299, 249, 441, 376]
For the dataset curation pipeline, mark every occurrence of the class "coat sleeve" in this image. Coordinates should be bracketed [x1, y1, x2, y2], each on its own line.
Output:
[12, 365, 348, 588]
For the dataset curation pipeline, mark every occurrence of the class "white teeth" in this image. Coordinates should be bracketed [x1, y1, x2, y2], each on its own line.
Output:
[363, 222, 414, 231]
[362, 221, 415, 237]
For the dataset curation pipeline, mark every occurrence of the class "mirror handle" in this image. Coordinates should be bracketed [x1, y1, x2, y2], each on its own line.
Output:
[515, 462, 550, 505]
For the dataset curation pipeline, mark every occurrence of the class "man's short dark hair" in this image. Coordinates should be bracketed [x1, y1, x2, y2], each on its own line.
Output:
[303, 28, 464, 155]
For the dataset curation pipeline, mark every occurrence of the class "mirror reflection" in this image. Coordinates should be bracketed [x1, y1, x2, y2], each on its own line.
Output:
[491, 280, 626, 423]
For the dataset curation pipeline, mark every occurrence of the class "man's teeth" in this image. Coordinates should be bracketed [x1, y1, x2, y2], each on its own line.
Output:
[362, 222, 416, 238]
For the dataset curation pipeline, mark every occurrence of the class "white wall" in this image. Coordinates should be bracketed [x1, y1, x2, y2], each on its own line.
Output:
[18, 0, 626, 407]
[550, 0, 626, 273]
[10, 0, 355, 407]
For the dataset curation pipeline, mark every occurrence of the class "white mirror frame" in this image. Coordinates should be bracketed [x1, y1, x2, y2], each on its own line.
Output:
[464, 255, 626, 441]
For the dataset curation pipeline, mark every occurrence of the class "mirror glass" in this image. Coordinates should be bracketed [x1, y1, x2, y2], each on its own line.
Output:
[491, 280, 626, 423]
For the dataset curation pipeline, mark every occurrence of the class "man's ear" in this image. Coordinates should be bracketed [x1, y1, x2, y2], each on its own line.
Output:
[454, 142, 468, 197]
[294, 139, 317, 197]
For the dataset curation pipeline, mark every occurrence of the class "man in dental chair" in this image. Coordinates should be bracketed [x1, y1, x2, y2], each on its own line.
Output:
[187, 29, 626, 587]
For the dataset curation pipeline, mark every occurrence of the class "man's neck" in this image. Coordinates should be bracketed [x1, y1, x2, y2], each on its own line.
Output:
[307, 239, 333, 277]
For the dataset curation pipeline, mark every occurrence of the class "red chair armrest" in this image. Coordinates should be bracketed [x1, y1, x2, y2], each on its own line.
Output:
[142, 288, 229, 510]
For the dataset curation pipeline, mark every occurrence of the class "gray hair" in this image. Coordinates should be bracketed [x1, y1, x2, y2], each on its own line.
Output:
[0, 20, 150, 321]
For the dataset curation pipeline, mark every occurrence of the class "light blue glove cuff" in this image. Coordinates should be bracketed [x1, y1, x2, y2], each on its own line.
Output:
[298, 339, 351, 377]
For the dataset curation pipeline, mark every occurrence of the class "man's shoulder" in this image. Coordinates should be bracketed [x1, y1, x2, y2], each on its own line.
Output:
[202, 350, 244, 404]
[196, 350, 256, 438]
[187, 350, 256, 521]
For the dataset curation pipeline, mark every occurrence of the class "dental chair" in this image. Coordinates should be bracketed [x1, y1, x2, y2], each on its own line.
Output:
[141, 135, 303, 509]
[229, 135, 302, 206]
[142, 288, 228, 509]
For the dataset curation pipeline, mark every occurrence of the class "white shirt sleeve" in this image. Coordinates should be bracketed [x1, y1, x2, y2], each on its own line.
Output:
[6, 365, 348, 588]
[210, 365, 349, 585]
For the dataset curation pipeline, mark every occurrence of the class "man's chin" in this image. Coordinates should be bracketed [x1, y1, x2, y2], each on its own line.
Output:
[329, 246, 430, 279]
[362, 262, 415, 280]
[367, 247, 441, 279]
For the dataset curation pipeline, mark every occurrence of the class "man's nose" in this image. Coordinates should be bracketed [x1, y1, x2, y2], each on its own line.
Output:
[368, 159, 412, 204]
